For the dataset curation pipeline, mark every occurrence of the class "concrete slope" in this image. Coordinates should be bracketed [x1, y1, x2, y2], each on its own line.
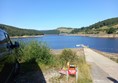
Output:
[84, 48, 118, 83]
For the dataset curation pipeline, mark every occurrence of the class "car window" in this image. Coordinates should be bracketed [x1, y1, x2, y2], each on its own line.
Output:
[0, 31, 5, 41]
[0, 31, 9, 59]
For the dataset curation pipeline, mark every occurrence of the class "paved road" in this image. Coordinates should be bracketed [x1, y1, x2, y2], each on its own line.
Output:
[84, 47, 118, 83]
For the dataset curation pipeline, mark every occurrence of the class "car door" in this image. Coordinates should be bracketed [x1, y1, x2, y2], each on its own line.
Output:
[0, 30, 15, 83]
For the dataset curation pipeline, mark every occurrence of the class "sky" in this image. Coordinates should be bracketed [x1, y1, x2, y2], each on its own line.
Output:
[0, 0, 118, 30]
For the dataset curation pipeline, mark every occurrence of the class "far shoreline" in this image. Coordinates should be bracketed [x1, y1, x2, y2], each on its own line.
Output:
[61, 34, 118, 38]
[10, 34, 118, 39]
[10, 35, 44, 38]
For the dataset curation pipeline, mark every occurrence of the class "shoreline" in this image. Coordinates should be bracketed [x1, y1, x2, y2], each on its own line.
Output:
[10, 35, 44, 38]
[51, 48, 118, 55]
[62, 34, 118, 38]
[10, 34, 118, 38]
[51, 48, 81, 55]
[51, 48, 118, 63]
[92, 49, 118, 57]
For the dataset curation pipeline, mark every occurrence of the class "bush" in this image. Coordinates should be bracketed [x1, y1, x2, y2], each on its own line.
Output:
[59, 49, 78, 66]
[58, 49, 92, 83]
[106, 27, 116, 34]
[19, 41, 54, 65]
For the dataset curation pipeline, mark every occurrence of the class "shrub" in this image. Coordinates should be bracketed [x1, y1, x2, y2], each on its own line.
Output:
[106, 27, 116, 34]
[19, 41, 54, 65]
[59, 49, 78, 66]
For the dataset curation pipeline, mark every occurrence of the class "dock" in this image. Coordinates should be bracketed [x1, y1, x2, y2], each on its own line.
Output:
[84, 47, 118, 83]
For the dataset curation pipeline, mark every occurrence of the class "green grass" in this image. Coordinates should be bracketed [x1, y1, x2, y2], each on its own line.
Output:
[16, 42, 92, 83]
[77, 56, 92, 83]
[51, 49, 92, 83]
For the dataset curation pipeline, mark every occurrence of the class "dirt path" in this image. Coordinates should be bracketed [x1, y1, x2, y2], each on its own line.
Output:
[84, 47, 118, 83]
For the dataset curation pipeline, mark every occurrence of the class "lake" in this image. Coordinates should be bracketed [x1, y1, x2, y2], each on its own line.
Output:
[12, 35, 118, 53]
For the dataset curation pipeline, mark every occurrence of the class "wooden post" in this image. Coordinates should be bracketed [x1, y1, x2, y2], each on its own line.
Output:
[66, 71, 69, 83]
[76, 67, 78, 83]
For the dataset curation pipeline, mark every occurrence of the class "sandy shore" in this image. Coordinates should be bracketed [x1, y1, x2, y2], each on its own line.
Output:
[10, 34, 118, 38]
[10, 35, 44, 38]
[51, 48, 83, 55]
[64, 34, 118, 38]
[51, 48, 118, 56]
[81, 34, 118, 38]
[51, 48, 118, 63]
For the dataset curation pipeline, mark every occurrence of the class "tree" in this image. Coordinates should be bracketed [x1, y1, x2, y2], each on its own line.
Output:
[106, 27, 116, 34]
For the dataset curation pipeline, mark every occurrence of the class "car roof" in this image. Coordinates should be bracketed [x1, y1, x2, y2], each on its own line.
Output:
[0, 29, 7, 34]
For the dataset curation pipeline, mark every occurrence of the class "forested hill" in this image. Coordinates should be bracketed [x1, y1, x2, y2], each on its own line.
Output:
[0, 24, 44, 36]
[40, 27, 73, 34]
[41, 30, 60, 34]
[71, 17, 118, 34]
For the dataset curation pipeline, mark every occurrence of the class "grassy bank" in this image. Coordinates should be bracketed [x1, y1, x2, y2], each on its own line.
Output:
[15, 41, 92, 83]
[50, 48, 92, 83]
[77, 56, 92, 83]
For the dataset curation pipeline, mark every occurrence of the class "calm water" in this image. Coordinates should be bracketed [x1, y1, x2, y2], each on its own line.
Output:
[12, 35, 118, 53]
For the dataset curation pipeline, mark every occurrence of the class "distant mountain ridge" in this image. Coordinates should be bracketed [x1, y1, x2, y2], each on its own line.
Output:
[42, 17, 118, 34]
[71, 17, 118, 34]
[40, 27, 73, 34]
[0, 24, 43, 36]
[40, 29, 60, 34]
[57, 27, 74, 33]
[1, 17, 118, 36]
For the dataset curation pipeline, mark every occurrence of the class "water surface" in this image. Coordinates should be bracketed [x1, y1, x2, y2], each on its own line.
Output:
[12, 35, 118, 53]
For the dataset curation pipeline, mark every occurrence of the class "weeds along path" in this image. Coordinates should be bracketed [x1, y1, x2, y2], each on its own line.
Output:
[84, 47, 118, 83]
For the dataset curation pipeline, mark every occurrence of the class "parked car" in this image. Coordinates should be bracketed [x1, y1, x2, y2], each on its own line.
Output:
[0, 29, 20, 83]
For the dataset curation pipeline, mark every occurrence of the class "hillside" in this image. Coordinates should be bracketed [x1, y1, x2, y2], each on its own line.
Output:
[41, 27, 73, 34]
[40, 30, 60, 34]
[57, 27, 73, 33]
[71, 17, 118, 34]
[1, 17, 118, 36]
[0, 24, 44, 36]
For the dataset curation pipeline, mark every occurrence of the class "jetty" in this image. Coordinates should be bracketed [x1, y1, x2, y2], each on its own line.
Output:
[84, 47, 118, 83]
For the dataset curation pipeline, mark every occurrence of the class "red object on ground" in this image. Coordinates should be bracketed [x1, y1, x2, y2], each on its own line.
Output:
[59, 69, 67, 75]
[68, 65, 76, 75]
[68, 68, 76, 75]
